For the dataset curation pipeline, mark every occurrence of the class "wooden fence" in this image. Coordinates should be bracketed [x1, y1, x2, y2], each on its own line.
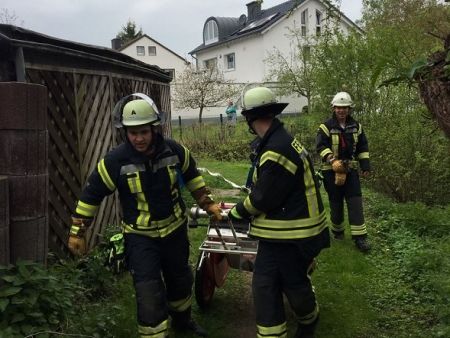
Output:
[0, 24, 172, 261]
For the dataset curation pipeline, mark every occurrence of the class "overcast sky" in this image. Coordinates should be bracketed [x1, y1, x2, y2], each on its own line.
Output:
[1, 0, 363, 58]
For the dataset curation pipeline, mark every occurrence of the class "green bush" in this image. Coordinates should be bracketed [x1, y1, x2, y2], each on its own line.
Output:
[0, 260, 79, 337]
[362, 86, 450, 206]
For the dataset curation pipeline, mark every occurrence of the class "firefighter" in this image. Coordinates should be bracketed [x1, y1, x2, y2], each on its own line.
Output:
[228, 87, 330, 338]
[316, 91, 371, 252]
[68, 93, 222, 337]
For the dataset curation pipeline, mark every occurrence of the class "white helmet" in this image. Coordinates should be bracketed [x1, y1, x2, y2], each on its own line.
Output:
[331, 92, 354, 107]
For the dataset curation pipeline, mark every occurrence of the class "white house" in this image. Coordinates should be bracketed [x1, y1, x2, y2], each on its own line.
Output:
[113, 34, 189, 82]
[190, 0, 362, 114]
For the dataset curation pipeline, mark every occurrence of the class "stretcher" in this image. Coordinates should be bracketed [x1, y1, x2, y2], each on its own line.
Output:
[188, 202, 258, 308]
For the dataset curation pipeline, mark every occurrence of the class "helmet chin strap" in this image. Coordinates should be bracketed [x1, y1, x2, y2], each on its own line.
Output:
[245, 115, 258, 135]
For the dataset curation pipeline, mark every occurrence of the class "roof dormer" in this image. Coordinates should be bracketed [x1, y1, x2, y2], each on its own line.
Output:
[203, 19, 219, 45]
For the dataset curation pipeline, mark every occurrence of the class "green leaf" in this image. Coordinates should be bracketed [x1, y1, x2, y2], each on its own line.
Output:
[0, 286, 22, 297]
[407, 58, 428, 79]
[11, 312, 25, 324]
[0, 298, 9, 311]
[17, 264, 31, 280]
[1, 275, 16, 283]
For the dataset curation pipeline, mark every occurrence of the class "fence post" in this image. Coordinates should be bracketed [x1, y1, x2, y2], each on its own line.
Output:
[0, 176, 9, 265]
[0, 82, 48, 265]
[178, 116, 182, 139]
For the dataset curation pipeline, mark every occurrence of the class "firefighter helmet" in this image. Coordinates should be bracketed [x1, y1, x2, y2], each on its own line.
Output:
[241, 86, 288, 117]
[331, 92, 354, 107]
[122, 99, 160, 126]
[112, 93, 161, 128]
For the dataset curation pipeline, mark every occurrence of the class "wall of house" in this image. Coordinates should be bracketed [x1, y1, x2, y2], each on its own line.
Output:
[193, 0, 360, 115]
[121, 36, 188, 81]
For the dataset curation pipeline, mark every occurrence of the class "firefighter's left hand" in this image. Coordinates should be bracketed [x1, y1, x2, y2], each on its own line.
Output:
[205, 203, 223, 221]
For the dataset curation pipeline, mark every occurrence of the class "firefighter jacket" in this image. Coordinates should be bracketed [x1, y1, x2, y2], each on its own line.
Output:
[75, 137, 207, 238]
[316, 115, 370, 172]
[232, 119, 328, 241]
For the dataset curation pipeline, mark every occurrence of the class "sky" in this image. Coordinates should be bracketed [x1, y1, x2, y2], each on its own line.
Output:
[1, 0, 363, 59]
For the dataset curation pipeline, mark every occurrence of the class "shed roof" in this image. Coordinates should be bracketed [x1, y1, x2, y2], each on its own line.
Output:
[0, 24, 171, 82]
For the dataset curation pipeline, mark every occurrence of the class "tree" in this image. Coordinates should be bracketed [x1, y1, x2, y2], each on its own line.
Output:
[173, 67, 239, 123]
[0, 8, 24, 25]
[116, 19, 143, 44]
[265, 29, 317, 114]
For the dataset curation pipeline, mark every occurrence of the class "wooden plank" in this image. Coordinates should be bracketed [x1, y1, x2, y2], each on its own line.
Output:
[0, 130, 48, 176]
[0, 176, 9, 265]
[10, 216, 48, 265]
[0, 176, 8, 229]
[8, 175, 48, 219]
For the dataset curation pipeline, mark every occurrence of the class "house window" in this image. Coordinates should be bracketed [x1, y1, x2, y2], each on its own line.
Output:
[148, 46, 156, 56]
[204, 20, 219, 45]
[316, 10, 322, 36]
[303, 46, 311, 61]
[225, 53, 235, 70]
[301, 9, 308, 37]
[136, 46, 145, 56]
[204, 58, 217, 70]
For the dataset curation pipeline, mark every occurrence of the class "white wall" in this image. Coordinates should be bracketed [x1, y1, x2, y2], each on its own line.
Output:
[121, 36, 188, 81]
[191, 0, 359, 117]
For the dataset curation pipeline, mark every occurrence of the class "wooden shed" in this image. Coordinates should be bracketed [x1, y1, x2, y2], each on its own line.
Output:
[0, 24, 173, 261]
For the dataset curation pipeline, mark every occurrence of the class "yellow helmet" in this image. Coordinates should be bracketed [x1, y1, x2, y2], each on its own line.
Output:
[122, 99, 160, 127]
[331, 92, 354, 107]
[241, 86, 287, 117]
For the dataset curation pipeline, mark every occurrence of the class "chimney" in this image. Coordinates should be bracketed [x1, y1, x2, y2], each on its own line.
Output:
[246, 1, 262, 21]
[111, 38, 123, 50]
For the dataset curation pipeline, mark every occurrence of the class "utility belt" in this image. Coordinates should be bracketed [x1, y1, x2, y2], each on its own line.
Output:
[122, 214, 187, 238]
[321, 159, 359, 171]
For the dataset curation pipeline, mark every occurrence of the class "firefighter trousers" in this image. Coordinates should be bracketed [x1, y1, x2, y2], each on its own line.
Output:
[125, 225, 193, 330]
[253, 239, 322, 337]
[322, 169, 367, 236]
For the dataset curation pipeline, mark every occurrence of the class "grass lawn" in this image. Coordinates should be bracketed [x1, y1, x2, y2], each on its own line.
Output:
[67, 158, 449, 338]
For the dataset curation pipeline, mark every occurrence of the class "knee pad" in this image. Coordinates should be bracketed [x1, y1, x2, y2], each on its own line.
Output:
[286, 285, 316, 320]
[135, 279, 167, 326]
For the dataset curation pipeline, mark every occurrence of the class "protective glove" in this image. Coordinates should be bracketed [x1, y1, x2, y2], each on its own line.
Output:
[227, 206, 243, 222]
[68, 217, 91, 256]
[205, 203, 223, 222]
[68, 235, 86, 256]
[331, 159, 346, 173]
[335, 172, 347, 186]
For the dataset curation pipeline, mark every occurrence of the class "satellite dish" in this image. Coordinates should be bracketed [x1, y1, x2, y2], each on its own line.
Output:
[239, 14, 247, 26]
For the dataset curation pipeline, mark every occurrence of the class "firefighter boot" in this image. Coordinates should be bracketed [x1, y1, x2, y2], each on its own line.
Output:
[295, 317, 319, 338]
[171, 307, 208, 337]
[354, 236, 371, 253]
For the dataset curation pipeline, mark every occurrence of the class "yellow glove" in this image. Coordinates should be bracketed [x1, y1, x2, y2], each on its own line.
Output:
[331, 159, 346, 173]
[205, 203, 223, 222]
[335, 172, 347, 186]
[68, 217, 91, 256]
[68, 235, 86, 256]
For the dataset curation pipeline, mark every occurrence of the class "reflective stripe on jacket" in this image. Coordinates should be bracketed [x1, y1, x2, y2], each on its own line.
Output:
[316, 116, 370, 172]
[75, 138, 205, 238]
[234, 119, 328, 240]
